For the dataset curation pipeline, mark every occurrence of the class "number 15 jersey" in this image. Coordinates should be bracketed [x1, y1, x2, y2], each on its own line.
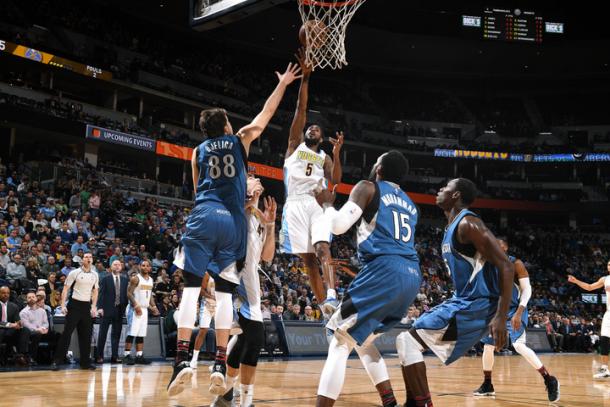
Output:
[357, 181, 419, 263]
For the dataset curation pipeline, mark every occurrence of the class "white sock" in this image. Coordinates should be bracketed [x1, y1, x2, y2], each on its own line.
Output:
[192, 350, 200, 363]
[317, 336, 353, 400]
[355, 342, 389, 385]
[226, 375, 238, 391]
[482, 344, 495, 371]
[603, 364, 608, 370]
[513, 343, 543, 370]
[241, 383, 254, 407]
[327, 288, 336, 300]
[136, 351, 143, 357]
[124, 350, 131, 356]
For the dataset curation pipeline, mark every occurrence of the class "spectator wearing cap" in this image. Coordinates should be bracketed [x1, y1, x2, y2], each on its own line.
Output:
[71, 235, 89, 256]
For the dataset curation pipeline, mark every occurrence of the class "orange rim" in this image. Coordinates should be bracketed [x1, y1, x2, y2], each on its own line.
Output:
[300, 0, 360, 7]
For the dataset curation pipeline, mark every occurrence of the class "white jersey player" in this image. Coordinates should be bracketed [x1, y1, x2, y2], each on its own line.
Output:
[280, 47, 344, 314]
[190, 273, 216, 369]
[213, 176, 277, 407]
[124, 260, 159, 365]
[568, 260, 610, 378]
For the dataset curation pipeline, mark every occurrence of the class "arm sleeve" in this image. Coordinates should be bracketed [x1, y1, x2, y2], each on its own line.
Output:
[322, 201, 363, 235]
[518, 277, 532, 308]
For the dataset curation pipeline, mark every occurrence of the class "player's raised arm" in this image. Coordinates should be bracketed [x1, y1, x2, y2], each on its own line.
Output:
[259, 196, 277, 264]
[567, 275, 605, 291]
[287, 48, 313, 158]
[238, 63, 302, 155]
[314, 179, 375, 236]
[457, 216, 514, 350]
[324, 131, 344, 185]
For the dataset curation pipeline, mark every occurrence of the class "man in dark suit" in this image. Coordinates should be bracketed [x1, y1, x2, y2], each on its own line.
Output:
[0, 285, 30, 366]
[95, 260, 128, 363]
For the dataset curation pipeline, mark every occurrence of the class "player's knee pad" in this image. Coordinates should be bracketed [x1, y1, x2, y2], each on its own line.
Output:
[183, 271, 202, 288]
[601, 336, 610, 355]
[214, 291, 234, 330]
[135, 337, 144, 344]
[396, 331, 424, 366]
[241, 322, 265, 367]
[227, 335, 244, 370]
[176, 287, 199, 329]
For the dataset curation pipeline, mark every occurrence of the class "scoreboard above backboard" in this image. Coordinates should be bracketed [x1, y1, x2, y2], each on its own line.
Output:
[462, 8, 564, 44]
[190, 0, 289, 31]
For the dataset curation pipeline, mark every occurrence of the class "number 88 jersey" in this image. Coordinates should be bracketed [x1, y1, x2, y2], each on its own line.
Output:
[196, 134, 248, 209]
[357, 181, 419, 262]
[283, 143, 327, 197]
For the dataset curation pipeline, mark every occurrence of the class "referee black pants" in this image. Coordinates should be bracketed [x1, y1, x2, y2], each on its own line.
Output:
[53, 299, 93, 367]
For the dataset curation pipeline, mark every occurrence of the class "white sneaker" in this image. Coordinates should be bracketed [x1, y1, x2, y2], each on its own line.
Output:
[594, 368, 610, 379]
[190, 359, 198, 370]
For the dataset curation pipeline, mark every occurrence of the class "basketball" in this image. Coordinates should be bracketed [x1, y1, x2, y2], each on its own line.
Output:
[299, 19, 329, 49]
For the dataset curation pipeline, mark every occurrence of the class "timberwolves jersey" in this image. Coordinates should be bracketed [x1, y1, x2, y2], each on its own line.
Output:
[283, 143, 327, 197]
[237, 210, 267, 322]
[195, 135, 247, 209]
[507, 255, 520, 311]
[441, 209, 500, 299]
[357, 181, 419, 262]
[134, 274, 153, 308]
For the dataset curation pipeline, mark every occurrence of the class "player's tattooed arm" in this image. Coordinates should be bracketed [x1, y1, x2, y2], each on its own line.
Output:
[287, 48, 312, 158]
[458, 216, 514, 350]
[127, 275, 140, 311]
[567, 275, 605, 291]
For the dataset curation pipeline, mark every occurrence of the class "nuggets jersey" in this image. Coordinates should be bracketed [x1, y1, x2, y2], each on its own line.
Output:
[283, 143, 327, 197]
[237, 210, 267, 322]
[196, 134, 247, 209]
[441, 209, 500, 299]
[134, 274, 153, 308]
[357, 181, 419, 262]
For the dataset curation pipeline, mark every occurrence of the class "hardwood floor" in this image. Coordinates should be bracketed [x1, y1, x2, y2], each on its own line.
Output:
[1, 354, 608, 406]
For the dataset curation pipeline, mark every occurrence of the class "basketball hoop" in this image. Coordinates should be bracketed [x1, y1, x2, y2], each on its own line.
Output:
[297, 0, 367, 70]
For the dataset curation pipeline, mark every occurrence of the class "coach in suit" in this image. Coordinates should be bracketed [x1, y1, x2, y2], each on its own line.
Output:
[95, 260, 128, 363]
[0, 285, 30, 366]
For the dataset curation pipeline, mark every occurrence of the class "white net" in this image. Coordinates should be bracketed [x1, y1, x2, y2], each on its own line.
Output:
[297, 0, 367, 70]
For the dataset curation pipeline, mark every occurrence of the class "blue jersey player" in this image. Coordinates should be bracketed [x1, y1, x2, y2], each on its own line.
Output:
[476, 237, 559, 402]
[395, 178, 514, 407]
[167, 62, 302, 397]
[314, 151, 422, 407]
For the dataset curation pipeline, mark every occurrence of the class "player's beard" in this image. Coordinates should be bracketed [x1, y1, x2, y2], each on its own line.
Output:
[368, 165, 378, 181]
[304, 137, 320, 149]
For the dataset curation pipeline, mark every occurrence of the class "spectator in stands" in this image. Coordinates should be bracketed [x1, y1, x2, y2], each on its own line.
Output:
[60, 257, 75, 277]
[304, 305, 319, 321]
[0, 286, 29, 366]
[19, 291, 49, 365]
[0, 243, 9, 272]
[70, 235, 88, 256]
[4, 229, 21, 252]
[88, 192, 100, 218]
[58, 222, 74, 243]
[544, 315, 564, 352]
[102, 221, 116, 241]
[6, 254, 26, 286]
[41, 256, 59, 278]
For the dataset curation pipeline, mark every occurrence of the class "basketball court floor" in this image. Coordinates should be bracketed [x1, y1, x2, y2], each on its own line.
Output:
[2, 354, 609, 406]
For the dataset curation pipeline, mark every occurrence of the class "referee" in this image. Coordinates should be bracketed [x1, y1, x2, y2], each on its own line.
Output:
[51, 252, 99, 371]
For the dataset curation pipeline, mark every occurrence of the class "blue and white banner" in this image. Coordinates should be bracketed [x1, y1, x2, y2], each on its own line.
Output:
[86, 124, 156, 152]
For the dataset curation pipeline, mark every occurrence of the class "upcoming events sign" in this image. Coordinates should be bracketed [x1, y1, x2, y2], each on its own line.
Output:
[86, 125, 156, 152]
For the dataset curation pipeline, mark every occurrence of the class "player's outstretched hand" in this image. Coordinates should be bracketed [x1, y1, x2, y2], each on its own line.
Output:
[567, 275, 577, 284]
[261, 196, 277, 225]
[330, 131, 344, 157]
[276, 62, 302, 86]
[295, 47, 313, 76]
[490, 314, 507, 351]
[313, 179, 337, 208]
